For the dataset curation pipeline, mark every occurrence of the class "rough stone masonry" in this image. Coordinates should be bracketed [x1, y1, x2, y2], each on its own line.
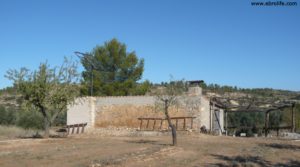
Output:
[67, 86, 224, 133]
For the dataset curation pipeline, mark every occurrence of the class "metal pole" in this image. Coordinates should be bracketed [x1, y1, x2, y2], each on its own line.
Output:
[74, 51, 95, 97]
[91, 65, 93, 96]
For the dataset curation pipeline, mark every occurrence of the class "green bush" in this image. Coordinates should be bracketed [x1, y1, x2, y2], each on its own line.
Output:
[1, 104, 67, 130]
[0, 106, 17, 125]
[131, 80, 151, 95]
[16, 110, 44, 130]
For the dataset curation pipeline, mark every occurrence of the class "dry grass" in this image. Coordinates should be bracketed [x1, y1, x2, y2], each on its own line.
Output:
[0, 125, 42, 140]
[0, 133, 300, 167]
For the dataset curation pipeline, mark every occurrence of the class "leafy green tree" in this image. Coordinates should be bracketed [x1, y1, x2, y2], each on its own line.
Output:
[6, 58, 79, 138]
[199, 82, 207, 89]
[228, 112, 265, 136]
[131, 80, 152, 95]
[269, 110, 282, 127]
[80, 38, 145, 96]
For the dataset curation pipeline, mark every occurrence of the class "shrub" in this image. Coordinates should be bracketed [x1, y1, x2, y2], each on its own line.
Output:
[0, 125, 43, 139]
[16, 110, 44, 130]
[0, 106, 17, 125]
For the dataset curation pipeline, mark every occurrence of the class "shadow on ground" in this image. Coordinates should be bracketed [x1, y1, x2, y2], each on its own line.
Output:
[274, 160, 300, 167]
[124, 139, 172, 146]
[19, 134, 67, 139]
[261, 143, 300, 151]
[210, 154, 271, 167]
[210, 154, 300, 167]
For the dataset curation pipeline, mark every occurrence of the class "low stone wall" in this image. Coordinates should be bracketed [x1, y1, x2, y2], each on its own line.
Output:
[67, 87, 224, 132]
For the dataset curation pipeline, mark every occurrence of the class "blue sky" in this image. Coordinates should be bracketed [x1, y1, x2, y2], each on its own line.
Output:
[0, 0, 299, 91]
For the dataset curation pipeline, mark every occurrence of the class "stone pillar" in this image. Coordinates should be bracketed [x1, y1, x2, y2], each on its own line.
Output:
[187, 85, 202, 131]
[225, 111, 228, 136]
[188, 86, 202, 96]
[89, 97, 96, 129]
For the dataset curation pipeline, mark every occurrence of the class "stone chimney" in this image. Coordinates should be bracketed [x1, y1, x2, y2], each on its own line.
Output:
[187, 80, 203, 96]
[188, 86, 202, 96]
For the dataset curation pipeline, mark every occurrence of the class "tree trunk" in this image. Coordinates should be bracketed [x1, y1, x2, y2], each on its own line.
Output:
[165, 100, 177, 146]
[170, 124, 177, 146]
[44, 116, 50, 138]
[40, 106, 50, 138]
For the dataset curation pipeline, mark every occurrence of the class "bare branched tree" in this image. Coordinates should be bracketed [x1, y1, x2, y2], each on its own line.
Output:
[151, 80, 185, 146]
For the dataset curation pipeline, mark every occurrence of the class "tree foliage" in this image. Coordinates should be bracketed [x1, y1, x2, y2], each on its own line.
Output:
[81, 38, 148, 96]
[0, 106, 17, 125]
[5, 58, 80, 137]
[0, 104, 66, 130]
[16, 109, 44, 129]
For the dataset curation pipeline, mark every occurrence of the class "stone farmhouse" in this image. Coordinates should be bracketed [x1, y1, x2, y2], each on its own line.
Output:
[67, 84, 224, 134]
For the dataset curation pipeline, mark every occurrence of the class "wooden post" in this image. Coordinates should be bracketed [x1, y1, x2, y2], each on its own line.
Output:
[225, 111, 228, 136]
[210, 103, 214, 132]
[71, 125, 75, 134]
[153, 120, 156, 130]
[292, 105, 295, 132]
[183, 118, 186, 130]
[67, 126, 70, 135]
[146, 120, 149, 129]
[191, 118, 193, 129]
[265, 112, 269, 137]
[139, 119, 143, 130]
[76, 124, 80, 134]
[81, 124, 85, 133]
[160, 119, 163, 130]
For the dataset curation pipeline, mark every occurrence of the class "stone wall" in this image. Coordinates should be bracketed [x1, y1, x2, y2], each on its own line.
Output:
[94, 96, 192, 128]
[67, 97, 96, 129]
[67, 86, 224, 132]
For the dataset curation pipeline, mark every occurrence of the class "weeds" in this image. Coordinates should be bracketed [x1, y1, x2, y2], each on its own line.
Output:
[0, 125, 42, 140]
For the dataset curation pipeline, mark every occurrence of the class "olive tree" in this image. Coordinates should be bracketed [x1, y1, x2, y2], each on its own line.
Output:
[6, 58, 79, 138]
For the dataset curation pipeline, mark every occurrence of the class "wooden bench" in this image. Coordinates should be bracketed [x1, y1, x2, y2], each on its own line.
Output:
[66, 123, 88, 135]
[138, 117, 196, 131]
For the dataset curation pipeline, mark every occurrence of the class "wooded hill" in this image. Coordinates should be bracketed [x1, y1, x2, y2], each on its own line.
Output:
[1, 83, 300, 108]
[1, 82, 300, 133]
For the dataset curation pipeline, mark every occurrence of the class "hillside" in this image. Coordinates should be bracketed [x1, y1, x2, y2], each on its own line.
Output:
[1, 84, 300, 108]
[202, 84, 300, 100]
[0, 93, 20, 109]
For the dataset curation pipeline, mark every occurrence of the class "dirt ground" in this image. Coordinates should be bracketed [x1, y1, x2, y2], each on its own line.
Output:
[0, 133, 300, 167]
